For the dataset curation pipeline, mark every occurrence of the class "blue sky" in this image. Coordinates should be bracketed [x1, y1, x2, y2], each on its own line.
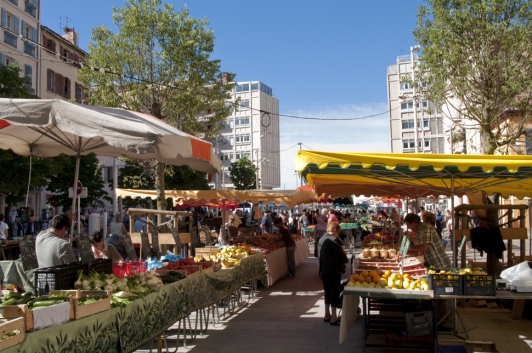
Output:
[43, 0, 424, 189]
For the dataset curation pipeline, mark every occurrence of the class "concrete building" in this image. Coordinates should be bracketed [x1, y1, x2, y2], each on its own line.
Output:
[1, 0, 40, 95]
[387, 52, 447, 154]
[211, 80, 281, 190]
[39, 25, 87, 102]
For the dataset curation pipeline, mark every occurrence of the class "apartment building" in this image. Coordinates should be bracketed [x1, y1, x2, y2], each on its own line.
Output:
[387, 53, 447, 154]
[39, 25, 87, 102]
[211, 80, 281, 190]
[0, 0, 40, 95]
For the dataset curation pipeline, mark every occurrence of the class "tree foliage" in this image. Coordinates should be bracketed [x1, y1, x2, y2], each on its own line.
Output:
[47, 154, 112, 210]
[117, 159, 210, 209]
[78, 0, 236, 212]
[229, 157, 257, 190]
[0, 64, 36, 99]
[413, 0, 532, 154]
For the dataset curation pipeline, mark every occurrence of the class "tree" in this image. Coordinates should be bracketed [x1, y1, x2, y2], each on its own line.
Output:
[229, 157, 257, 190]
[0, 63, 43, 212]
[0, 64, 36, 99]
[78, 0, 236, 214]
[118, 159, 210, 209]
[47, 154, 112, 210]
[413, 0, 532, 154]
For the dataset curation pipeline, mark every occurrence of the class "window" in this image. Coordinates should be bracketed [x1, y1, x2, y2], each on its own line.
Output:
[399, 63, 412, 73]
[75, 82, 85, 103]
[400, 83, 411, 90]
[4, 55, 14, 66]
[25, 0, 38, 18]
[403, 139, 416, 149]
[239, 100, 249, 109]
[251, 83, 258, 91]
[401, 102, 414, 110]
[24, 41, 36, 56]
[7, 0, 18, 5]
[260, 83, 272, 96]
[236, 83, 249, 92]
[229, 119, 234, 128]
[402, 121, 415, 129]
[235, 117, 250, 126]
[43, 35, 56, 54]
[63, 77, 71, 99]
[235, 134, 250, 143]
[46, 69, 55, 91]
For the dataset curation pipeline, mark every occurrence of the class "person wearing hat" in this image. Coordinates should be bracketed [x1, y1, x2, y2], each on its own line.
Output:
[260, 210, 272, 234]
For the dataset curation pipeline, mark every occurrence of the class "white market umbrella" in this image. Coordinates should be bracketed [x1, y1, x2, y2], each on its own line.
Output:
[0, 98, 221, 237]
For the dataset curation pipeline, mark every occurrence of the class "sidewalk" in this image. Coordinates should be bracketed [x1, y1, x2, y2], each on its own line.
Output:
[136, 242, 532, 353]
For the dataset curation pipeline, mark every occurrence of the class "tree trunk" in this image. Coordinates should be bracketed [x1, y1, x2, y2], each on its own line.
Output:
[153, 161, 167, 225]
[0, 193, 5, 215]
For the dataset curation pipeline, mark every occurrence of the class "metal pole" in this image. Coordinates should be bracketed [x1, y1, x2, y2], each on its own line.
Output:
[255, 150, 259, 190]
[70, 143, 81, 242]
[113, 158, 118, 215]
[411, 46, 419, 153]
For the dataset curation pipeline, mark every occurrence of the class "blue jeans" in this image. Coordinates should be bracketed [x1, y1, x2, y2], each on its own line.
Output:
[287, 248, 296, 277]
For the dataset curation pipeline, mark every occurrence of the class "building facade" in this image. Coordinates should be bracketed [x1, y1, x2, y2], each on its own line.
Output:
[387, 53, 447, 154]
[39, 26, 87, 102]
[1, 0, 40, 95]
[211, 80, 281, 190]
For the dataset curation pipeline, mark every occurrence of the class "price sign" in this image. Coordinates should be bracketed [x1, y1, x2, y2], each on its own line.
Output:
[457, 236, 467, 258]
[120, 233, 138, 261]
[140, 230, 152, 260]
[76, 232, 95, 264]
[399, 235, 408, 255]
[19, 233, 38, 271]
[400, 237, 411, 259]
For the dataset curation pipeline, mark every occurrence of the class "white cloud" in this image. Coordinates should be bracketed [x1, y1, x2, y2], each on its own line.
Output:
[273, 103, 391, 190]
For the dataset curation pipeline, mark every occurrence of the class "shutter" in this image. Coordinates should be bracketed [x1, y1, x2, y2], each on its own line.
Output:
[14, 16, 19, 34]
[55, 73, 61, 94]
[32, 27, 37, 42]
[46, 69, 51, 90]
[60, 45, 64, 60]
[43, 34, 47, 50]
[1, 8, 6, 29]
[75, 82, 79, 102]
[24, 64, 31, 76]
[65, 78, 71, 99]
[21, 20, 26, 38]
[0, 53, 5, 66]
[52, 39, 56, 53]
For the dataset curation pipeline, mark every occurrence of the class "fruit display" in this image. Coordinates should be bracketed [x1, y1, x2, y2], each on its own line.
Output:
[360, 245, 398, 260]
[194, 245, 254, 267]
[363, 232, 397, 243]
[346, 270, 430, 291]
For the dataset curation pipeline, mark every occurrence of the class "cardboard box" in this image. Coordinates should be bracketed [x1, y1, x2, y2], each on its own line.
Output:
[0, 317, 25, 350]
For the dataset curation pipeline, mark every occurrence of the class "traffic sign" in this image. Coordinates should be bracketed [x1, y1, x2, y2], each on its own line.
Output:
[77, 181, 83, 195]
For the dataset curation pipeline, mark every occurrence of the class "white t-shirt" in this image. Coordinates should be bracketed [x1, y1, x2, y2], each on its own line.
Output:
[9, 210, 17, 223]
[0, 221, 9, 240]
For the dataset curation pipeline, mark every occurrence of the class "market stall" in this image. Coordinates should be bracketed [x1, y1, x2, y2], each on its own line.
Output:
[1, 254, 266, 353]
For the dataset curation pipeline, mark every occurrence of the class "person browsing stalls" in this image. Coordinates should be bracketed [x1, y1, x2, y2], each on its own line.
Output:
[90, 231, 124, 263]
[35, 214, 77, 268]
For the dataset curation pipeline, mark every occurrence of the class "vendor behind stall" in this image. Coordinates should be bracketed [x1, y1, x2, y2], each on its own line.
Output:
[36, 214, 77, 267]
[89, 231, 124, 263]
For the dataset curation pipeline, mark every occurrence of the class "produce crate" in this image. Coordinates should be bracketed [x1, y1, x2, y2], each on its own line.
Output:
[183, 265, 202, 276]
[461, 274, 496, 296]
[0, 318, 25, 350]
[3, 298, 74, 331]
[195, 246, 220, 256]
[429, 273, 461, 295]
[84, 258, 112, 275]
[34, 262, 84, 296]
[404, 311, 433, 336]
[71, 292, 110, 320]
[112, 262, 133, 278]
[385, 327, 433, 353]
[197, 261, 215, 273]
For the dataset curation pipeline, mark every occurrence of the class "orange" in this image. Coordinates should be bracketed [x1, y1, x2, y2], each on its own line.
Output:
[366, 276, 373, 283]
[372, 277, 380, 284]
[403, 274, 411, 279]
[351, 274, 359, 282]
[369, 270, 377, 277]
[361, 271, 369, 278]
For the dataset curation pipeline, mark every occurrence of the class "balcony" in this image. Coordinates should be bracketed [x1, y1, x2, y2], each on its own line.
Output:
[4, 31, 17, 48]
[24, 42, 36, 57]
[25, 1, 37, 17]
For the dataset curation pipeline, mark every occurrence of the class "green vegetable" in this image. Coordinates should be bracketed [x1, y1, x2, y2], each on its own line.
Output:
[27, 296, 46, 307]
[22, 291, 33, 298]
[0, 298, 17, 306]
[15, 297, 32, 305]
[50, 292, 71, 298]
[4, 292, 22, 300]
[32, 299, 68, 308]
[78, 297, 101, 306]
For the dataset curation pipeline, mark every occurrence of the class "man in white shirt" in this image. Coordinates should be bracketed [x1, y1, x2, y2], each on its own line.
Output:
[0, 214, 9, 240]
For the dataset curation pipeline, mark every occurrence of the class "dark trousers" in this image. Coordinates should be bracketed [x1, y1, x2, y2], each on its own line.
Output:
[322, 272, 342, 307]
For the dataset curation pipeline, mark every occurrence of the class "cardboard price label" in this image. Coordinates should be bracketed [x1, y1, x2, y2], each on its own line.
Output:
[457, 236, 467, 258]
[400, 237, 411, 258]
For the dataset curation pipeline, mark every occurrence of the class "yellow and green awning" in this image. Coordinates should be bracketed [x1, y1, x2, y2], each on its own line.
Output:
[294, 151, 532, 199]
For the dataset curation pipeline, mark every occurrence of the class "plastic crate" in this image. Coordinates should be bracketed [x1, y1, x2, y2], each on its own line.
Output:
[385, 327, 433, 353]
[404, 311, 433, 336]
[34, 262, 84, 296]
[84, 258, 112, 275]
[112, 262, 132, 278]
[429, 273, 461, 295]
[461, 274, 496, 296]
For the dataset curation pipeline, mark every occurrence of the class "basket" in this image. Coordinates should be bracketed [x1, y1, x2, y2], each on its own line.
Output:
[84, 258, 112, 275]
[112, 262, 132, 278]
[385, 327, 433, 353]
[461, 274, 496, 296]
[34, 262, 84, 296]
[429, 273, 461, 295]
[131, 261, 147, 274]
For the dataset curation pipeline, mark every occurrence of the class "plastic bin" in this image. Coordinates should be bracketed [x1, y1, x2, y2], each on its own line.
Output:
[112, 262, 132, 278]
[84, 258, 112, 275]
[429, 273, 461, 295]
[461, 274, 496, 296]
[34, 262, 84, 296]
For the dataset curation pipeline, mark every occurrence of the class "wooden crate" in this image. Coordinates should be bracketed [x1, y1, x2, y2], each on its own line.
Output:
[197, 261, 215, 273]
[49, 290, 110, 299]
[50, 290, 110, 320]
[183, 265, 202, 276]
[0, 317, 25, 350]
[3, 298, 74, 332]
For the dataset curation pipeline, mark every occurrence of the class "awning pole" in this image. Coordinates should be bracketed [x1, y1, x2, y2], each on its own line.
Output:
[451, 175, 456, 268]
[70, 142, 82, 243]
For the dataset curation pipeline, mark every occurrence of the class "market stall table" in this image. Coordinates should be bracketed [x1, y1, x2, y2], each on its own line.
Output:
[294, 237, 310, 266]
[263, 247, 288, 286]
[1, 253, 266, 353]
[1, 240, 20, 260]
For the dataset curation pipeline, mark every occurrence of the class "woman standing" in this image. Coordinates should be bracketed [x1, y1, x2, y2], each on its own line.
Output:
[314, 209, 328, 257]
[108, 214, 128, 237]
[319, 221, 348, 326]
